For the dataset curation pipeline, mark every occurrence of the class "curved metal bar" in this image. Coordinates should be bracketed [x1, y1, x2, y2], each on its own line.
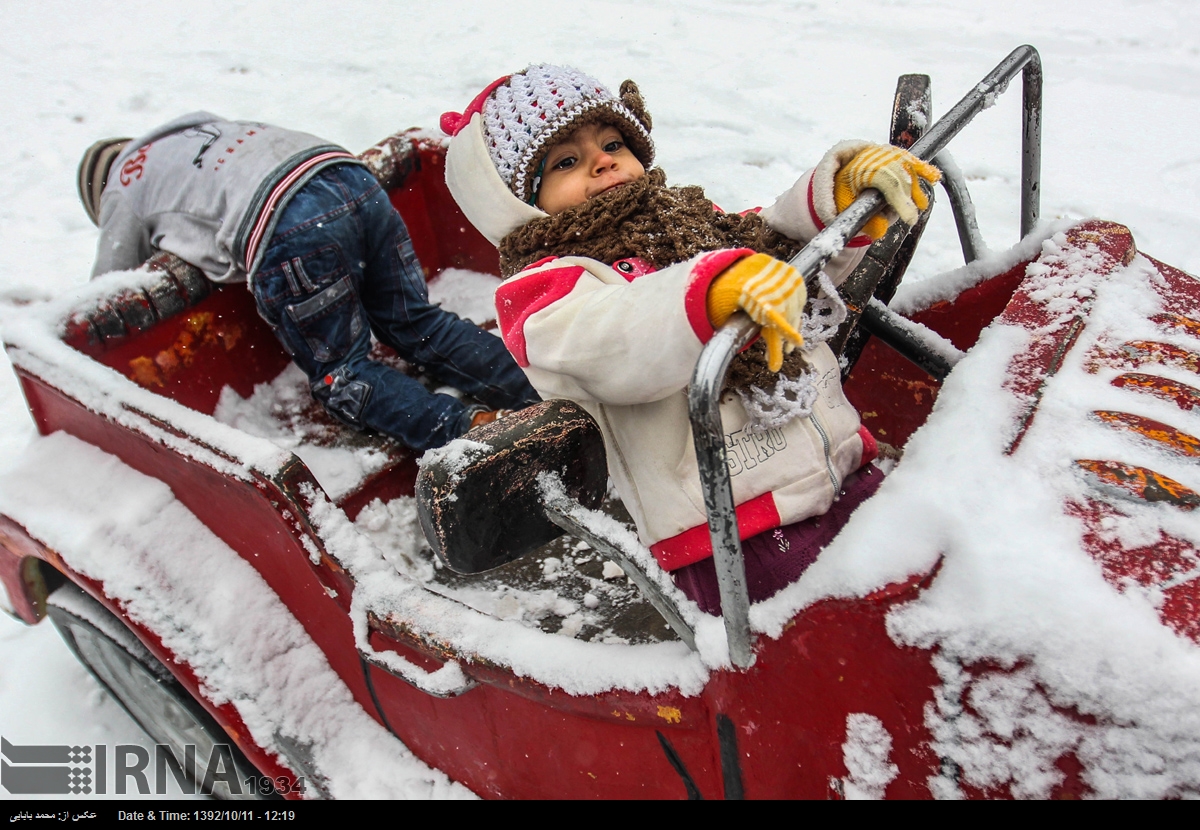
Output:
[543, 501, 698, 652]
[934, 151, 986, 264]
[688, 46, 1044, 670]
[687, 313, 758, 668]
[356, 647, 478, 699]
[788, 45, 1043, 281]
[861, 298, 965, 382]
[908, 44, 1042, 238]
[1021, 55, 1043, 238]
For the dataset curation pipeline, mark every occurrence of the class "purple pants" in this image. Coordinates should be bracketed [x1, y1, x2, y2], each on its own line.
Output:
[671, 465, 885, 615]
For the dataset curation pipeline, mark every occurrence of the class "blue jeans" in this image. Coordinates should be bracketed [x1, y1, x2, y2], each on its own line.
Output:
[251, 164, 538, 450]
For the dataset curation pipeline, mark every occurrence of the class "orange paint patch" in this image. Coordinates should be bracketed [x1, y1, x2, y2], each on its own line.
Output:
[126, 312, 244, 389]
[656, 706, 682, 724]
[127, 356, 163, 388]
[1111, 373, 1200, 412]
[1086, 340, 1200, 375]
[1075, 459, 1199, 510]
[1091, 410, 1200, 457]
[877, 372, 940, 408]
[1152, 312, 1200, 340]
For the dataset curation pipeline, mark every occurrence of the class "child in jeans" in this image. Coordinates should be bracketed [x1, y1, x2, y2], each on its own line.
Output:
[80, 112, 538, 451]
[441, 65, 939, 613]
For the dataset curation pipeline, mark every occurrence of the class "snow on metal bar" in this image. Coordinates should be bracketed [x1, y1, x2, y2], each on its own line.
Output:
[300, 481, 717, 697]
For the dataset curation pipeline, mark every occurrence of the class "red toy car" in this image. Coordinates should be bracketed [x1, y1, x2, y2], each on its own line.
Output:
[2, 48, 1198, 799]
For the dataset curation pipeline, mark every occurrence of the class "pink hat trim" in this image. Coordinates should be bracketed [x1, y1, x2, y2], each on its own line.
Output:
[440, 75, 512, 137]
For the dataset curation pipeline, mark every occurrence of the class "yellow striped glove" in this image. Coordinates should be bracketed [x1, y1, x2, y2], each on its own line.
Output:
[707, 253, 806, 372]
[834, 144, 941, 240]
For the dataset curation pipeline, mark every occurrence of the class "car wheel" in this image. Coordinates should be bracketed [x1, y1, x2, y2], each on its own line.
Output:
[46, 584, 274, 800]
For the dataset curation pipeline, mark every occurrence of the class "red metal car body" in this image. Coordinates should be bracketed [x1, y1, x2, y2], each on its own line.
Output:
[2, 60, 1198, 800]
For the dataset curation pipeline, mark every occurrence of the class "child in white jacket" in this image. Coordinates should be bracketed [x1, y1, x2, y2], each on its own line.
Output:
[441, 65, 938, 613]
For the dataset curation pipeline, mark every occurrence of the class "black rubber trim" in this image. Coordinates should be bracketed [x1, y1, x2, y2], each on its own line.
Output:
[655, 731, 703, 800]
[716, 714, 744, 800]
[860, 302, 955, 381]
[360, 655, 401, 739]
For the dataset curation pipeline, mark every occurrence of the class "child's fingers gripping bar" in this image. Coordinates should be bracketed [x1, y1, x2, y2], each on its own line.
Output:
[902, 157, 938, 213]
[834, 144, 942, 239]
[761, 327, 787, 374]
[706, 253, 807, 372]
[758, 309, 804, 372]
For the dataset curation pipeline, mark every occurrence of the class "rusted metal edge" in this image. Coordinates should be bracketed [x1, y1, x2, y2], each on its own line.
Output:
[1111, 372, 1200, 412]
[1090, 410, 1200, 457]
[1152, 312, 1200, 341]
[1006, 316, 1088, 455]
[1074, 459, 1199, 510]
[1092, 340, 1200, 375]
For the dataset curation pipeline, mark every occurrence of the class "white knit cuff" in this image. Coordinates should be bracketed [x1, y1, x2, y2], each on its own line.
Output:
[811, 140, 871, 227]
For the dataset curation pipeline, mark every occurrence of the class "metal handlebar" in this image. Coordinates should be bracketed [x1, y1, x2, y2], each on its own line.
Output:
[687, 313, 759, 668]
[688, 46, 1043, 668]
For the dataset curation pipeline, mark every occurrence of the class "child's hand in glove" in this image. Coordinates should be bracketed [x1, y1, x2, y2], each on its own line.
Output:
[834, 143, 941, 240]
[707, 253, 806, 372]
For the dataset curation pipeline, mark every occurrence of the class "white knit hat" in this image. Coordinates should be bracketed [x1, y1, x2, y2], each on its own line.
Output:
[442, 65, 654, 204]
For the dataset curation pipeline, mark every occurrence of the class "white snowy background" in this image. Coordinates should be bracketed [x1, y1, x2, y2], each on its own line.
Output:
[1, 0, 1199, 800]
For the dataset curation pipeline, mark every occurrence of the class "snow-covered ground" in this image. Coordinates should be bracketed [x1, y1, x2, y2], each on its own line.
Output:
[1, 0, 1198, 800]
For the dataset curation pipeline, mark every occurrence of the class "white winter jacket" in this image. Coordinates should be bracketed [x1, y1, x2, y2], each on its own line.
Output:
[447, 112, 876, 569]
[494, 244, 872, 569]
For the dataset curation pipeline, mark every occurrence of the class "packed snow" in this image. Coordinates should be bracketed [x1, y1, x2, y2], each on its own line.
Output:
[0, 434, 473, 799]
[2, 0, 1200, 801]
[426, 268, 503, 328]
[841, 713, 900, 800]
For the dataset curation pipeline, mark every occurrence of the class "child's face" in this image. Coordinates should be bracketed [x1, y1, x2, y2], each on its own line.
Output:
[535, 122, 646, 215]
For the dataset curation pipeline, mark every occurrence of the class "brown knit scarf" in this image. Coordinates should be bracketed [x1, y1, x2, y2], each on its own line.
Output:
[499, 167, 814, 391]
[499, 168, 803, 275]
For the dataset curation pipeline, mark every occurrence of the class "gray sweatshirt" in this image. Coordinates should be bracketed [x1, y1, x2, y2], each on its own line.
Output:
[92, 112, 362, 283]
